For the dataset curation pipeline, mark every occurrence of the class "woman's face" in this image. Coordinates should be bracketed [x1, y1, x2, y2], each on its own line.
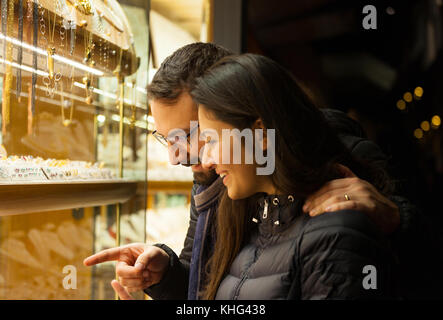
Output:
[198, 106, 274, 200]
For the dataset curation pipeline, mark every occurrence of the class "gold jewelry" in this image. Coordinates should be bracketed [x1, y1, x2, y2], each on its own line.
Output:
[31, 0, 38, 117]
[2, 0, 15, 135]
[40, 3, 61, 97]
[1, 0, 7, 61]
[26, 0, 38, 136]
[69, 20, 76, 55]
[82, 25, 95, 104]
[16, 0, 24, 100]
[63, 65, 76, 126]
[344, 194, 351, 201]
[72, 0, 93, 15]
[60, 81, 74, 126]
[46, 6, 57, 80]
[27, 83, 33, 135]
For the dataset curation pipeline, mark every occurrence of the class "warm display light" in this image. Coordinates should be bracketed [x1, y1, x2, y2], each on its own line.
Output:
[414, 128, 424, 139]
[414, 87, 424, 99]
[396, 99, 406, 110]
[403, 92, 413, 103]
[421, 121, 430, 131]
[431, 115, 441, 127]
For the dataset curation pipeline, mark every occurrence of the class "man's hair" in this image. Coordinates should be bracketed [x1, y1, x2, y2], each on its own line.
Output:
[147, 42, 232, 102]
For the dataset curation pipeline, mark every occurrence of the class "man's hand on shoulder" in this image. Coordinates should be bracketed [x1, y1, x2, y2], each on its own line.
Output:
[303, 164, 400, 234]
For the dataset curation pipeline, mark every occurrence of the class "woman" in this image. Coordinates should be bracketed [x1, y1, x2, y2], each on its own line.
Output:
[191, 54, 397, 300]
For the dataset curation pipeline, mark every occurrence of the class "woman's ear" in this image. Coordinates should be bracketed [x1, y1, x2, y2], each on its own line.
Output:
[253, 118, 268, 152]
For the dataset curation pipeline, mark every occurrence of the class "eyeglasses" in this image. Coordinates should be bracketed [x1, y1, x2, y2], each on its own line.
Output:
[152, 124, 199, 148]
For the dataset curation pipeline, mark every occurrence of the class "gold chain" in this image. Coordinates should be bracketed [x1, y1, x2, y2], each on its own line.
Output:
[60, 77, 74, 126]
[47, 5, 56, 45]
[2, 0, 15, 134]
[46, 5, 57, 80]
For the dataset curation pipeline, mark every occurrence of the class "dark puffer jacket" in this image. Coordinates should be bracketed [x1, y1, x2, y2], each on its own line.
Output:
[215, 194, 396, 299]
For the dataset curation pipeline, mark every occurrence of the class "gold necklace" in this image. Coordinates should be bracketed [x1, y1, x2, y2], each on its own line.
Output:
[82, 24, 95, 104]
[60, 71, 75, 127]
[60, 31, 75, 127]
[2, 0, 14, 135]
[46, 5, 57, 80]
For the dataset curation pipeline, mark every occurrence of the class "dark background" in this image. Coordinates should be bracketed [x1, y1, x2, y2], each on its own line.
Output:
[245, 0, 443, 234]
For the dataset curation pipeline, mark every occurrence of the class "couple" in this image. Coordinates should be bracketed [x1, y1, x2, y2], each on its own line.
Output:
[84, 43, 421, 300]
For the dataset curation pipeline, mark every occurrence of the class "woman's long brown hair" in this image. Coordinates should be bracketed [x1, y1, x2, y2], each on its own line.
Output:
[191, 54, 393, 300]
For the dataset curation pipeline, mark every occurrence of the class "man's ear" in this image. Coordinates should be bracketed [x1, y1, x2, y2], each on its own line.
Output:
[252, 118, 268, 152]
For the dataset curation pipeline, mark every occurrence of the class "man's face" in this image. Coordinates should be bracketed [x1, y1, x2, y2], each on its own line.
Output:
[151, 91, 218, 185]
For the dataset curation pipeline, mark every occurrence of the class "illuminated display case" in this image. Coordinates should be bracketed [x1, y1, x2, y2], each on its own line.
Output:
[0, 0, 213, 300]
[0, 0, 148, 299]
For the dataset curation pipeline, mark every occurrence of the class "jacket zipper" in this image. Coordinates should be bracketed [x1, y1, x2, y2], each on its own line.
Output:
[263, 199, 269, 219]
[196, 208, 211, 299]
[231, 245, 267, 300]
[232, 200, 271, 299]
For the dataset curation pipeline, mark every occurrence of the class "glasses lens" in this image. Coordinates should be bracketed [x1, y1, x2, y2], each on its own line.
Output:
[168, 133, 188, 147]
[152, 131, 168, 146]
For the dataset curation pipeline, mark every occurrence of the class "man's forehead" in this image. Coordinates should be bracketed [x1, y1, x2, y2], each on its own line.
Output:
[151, 97, 198, 136]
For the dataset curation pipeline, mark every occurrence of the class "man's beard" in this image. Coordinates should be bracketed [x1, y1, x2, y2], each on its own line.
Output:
[193, 169, 218, 186]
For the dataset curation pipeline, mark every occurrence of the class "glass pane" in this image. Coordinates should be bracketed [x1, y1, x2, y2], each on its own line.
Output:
[0, 0, 148, 300]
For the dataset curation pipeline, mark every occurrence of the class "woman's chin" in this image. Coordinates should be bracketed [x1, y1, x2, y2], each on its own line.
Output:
[227, 188, 240, 200]
[227, 188, 252, 200]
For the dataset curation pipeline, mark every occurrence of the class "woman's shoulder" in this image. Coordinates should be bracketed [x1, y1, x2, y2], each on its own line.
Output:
[302, 209, 380, 236]
[292, 210, 397, 299]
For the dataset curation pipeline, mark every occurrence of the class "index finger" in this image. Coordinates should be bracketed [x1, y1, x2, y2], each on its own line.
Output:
[83, 247, 122, 266]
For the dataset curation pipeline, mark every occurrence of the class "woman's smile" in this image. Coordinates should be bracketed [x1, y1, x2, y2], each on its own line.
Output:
[217, 170, 229, 185]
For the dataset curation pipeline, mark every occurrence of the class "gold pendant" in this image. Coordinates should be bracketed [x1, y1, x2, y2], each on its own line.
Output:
[85, 95, 93, 104]
[74, 0, 93, 16]
[82, 76, 91, 87]
[130, 114, 136, 129]
[83, 49, 92, 64]
[47, 46, 55, 80]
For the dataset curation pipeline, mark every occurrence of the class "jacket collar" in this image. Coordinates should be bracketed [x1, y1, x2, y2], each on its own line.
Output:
[254, 193, 302, 234]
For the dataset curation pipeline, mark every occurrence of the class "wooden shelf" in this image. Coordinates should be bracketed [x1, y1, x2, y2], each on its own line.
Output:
[0, 180, 138, 216]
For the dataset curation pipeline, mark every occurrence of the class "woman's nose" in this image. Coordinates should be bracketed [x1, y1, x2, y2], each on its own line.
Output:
[201, 145, 217, 170]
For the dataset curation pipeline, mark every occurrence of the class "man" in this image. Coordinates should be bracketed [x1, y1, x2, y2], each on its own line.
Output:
[84, 43, 434, 300]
